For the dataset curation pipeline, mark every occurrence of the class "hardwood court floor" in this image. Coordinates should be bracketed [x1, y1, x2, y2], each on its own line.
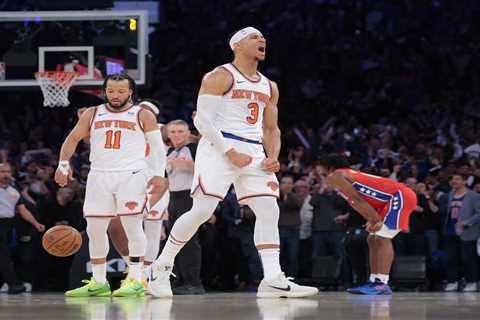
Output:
[1, 292, 480, 319]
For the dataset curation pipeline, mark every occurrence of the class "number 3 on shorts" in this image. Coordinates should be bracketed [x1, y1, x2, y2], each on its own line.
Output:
[246, 102, 259, 124]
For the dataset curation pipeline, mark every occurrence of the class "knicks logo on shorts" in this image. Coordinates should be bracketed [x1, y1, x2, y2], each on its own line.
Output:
[267, 181, 279, 192]
[125, 201, 138, 211]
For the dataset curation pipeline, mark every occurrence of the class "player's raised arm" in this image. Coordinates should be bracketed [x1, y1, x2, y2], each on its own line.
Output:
[327, 171, 381, 225]
[195, 68, 252, 168]
[55, 107, 95, 187]
[261, 80, 281, 173]
[139, 108, 168, 194]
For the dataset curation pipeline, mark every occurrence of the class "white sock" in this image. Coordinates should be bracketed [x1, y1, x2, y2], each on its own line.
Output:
[156, 238, 183, 267]
[92, 263, 107, 284]
[369, 273, 379, 282]
[376, 274, 389, 284]
[128, 262, 143, 281]
[259, 249, 282, 280]
[156, 194, 219, 267]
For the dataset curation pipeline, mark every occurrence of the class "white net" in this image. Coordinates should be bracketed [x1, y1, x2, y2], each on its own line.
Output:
[35, 71, 78, 107]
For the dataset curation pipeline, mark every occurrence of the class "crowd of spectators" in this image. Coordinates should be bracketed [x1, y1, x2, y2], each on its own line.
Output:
[1, 0, 480, 292]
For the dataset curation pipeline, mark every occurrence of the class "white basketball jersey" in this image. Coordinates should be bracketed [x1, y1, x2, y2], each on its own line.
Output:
[89, 104, 147, 171]
[215, 63, 272, 141]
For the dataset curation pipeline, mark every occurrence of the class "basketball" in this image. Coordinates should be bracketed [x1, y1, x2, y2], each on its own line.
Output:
[42, 225, 82, 257]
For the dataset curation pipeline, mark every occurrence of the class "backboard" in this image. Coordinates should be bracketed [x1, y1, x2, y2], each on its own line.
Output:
[0, 10, 148, 88]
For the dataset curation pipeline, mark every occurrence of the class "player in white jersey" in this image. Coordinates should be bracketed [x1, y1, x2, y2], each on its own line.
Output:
[54, 73, 167, 298]
[149, 27, 318, 298]
[106, 99, 170, 290]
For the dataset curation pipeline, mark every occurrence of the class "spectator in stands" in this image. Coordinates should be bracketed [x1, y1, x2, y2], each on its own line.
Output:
[310, 177, 349, 286]
[296, 180, 313, 278]
[440, 173, 480, 292]
[278, 175, 302, 277]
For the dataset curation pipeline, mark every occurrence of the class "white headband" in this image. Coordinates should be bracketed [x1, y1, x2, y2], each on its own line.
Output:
[229, 27, 263, 51]
[140, 101, 160, 115]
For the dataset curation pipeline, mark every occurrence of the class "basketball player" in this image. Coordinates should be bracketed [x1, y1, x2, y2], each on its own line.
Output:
[318, 154, 417, 295]
[140, 100, 170, 270]
[149, 27, 318, 298]
[107, 99, 169, 289]
[55, 73, 167, 297]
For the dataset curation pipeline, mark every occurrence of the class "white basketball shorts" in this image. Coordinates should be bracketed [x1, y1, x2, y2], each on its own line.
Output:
[84, 169, 148, 218]
[191, 137, 279, 203]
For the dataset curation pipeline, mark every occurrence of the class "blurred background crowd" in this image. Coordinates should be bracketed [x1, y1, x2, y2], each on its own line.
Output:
[1, 0, 480, 293]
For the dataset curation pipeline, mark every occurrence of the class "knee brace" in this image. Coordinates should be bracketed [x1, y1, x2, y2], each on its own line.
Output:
[120, 214, 147, 257]
[243, 197, 280, 247]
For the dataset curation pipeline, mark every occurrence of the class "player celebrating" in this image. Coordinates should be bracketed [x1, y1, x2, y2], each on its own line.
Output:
[55, 73, 167, 297]
[318, 154, 417, 295]
[149, 27, 318, 298]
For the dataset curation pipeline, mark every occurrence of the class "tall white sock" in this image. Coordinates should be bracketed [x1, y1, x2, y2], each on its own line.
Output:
[369, 273, 379, 282]
[156, 194, 219, 266]
[92, 263, 107, 284]
[258, 249, 282, 280]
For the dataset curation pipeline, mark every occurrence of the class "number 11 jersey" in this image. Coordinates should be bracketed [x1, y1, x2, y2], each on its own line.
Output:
[89, 104, 147, 171]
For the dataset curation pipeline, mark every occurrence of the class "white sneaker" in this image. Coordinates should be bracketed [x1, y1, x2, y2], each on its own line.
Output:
[444, 282, 458, 292]
[148, 264, 174, 298]
[462, 282, 478, 292]
[0, 283, 8, 293]
[257, 273, 318, 298]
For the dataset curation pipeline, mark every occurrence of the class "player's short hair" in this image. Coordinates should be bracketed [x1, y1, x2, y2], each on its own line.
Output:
[0, 162, 11, 169]
[317, 153, 350, 170]
[102, 72, 137, 101]
[449, 172, 468, 181]
[167, 119, 189, 129]
[280, 174, 294, 182]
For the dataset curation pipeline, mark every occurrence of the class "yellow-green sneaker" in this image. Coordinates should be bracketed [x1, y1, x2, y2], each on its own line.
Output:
[112, 278, 145, 297]
[65, 278, 111, 297]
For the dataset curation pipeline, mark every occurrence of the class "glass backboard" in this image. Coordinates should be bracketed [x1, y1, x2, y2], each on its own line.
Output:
[0, 10, 148, 88]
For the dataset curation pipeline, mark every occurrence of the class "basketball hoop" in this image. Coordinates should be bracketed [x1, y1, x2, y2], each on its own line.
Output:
[35, 71, 78, 107]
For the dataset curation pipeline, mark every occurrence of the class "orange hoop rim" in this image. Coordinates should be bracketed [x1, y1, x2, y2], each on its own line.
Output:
[35, 71, 79, 79]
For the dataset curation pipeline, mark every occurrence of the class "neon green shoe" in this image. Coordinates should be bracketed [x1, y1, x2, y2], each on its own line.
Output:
[112, 278, 145, 297]
[65, 278, 111, 297]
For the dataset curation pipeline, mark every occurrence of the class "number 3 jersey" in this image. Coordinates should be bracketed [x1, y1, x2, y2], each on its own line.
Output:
[215, 63, 272, 141]
[89, 104, 147, 171]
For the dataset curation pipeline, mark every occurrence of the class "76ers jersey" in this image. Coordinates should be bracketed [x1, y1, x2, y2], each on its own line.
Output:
[335, 168, 407, 210]
[89, 104, 147, 171]
[215, 63, 272, 141]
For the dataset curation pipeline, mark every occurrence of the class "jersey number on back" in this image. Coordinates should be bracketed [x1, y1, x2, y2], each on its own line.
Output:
[246, 102, 259, 124]
[104, 130, 122, 149]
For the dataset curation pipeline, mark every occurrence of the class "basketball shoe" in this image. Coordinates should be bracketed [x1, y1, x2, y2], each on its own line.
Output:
[148, 264, 174, 298]
[65, 278, 111, 297]
[112, 278, 145, 297]
[256, 273, 318, 298]
[347, 280, 392, 295]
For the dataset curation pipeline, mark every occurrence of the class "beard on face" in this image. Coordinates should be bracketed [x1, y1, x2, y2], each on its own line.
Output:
[107, 95, 131, 109]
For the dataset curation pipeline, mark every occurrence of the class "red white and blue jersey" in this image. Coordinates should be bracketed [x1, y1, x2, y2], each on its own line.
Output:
[335, 168, 417, 231]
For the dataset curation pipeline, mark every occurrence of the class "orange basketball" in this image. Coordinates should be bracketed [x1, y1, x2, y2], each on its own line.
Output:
[42, 225, 83, 257]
